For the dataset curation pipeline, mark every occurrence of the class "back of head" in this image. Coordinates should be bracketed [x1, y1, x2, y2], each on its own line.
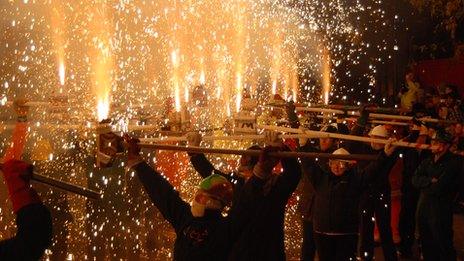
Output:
[369, 125, 389, 138]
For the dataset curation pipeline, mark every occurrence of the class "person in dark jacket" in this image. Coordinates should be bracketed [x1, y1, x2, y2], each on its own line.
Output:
[124, 135, 278, 260]
[187, 131, 302, 260]
[398, 124, 431, 257]
[301, 142, 397, 261]
[412, 129, 461, 261]
[0, 160, 53, 260]
[348, 108, 398, 261]
[298, 124, 340, 261]
[286, 101, 343, 261]
[186, 131, 260, 209]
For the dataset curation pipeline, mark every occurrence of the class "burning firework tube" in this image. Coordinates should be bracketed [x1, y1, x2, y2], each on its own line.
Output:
[31, 172, 101, 200]
[137, 144, 378, 161]
[258, 124, 438, 150]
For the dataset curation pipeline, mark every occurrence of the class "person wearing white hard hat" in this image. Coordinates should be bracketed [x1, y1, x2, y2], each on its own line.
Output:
[347, 106, 399, 261]
[301, 140, 398, 261]
[286, 101, 346, 261]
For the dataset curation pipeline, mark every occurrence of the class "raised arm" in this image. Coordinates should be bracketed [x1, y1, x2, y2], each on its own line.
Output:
[125, 136, 192, 232]
[272, 146, 302, 199]
[357, 140, 398, 186]
[299, 146, 325, 190]
[188, 153, 225, 178]
[132, 161, 192, 232]
[186, 132, 226, 178]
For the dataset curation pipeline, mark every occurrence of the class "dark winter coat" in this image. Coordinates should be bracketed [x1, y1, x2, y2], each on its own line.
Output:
[0, 203, 52, 260]
[412, 151, 461, 223]
[298, 141, 335, 222]
[133, 161, 263, 261]
[301, 152, 390, 234]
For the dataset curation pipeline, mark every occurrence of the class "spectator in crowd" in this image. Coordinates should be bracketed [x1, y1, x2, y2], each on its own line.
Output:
[399, 70, 422, 110]
[413, 129, 461, 260]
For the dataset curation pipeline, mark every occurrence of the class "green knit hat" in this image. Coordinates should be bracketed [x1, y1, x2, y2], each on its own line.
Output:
[432, 129, 453, 144]
[198, 174, 233, 206]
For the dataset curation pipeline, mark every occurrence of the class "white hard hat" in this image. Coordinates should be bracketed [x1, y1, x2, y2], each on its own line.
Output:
[369, 125, 389, 138]
[331, 148, 352, 163]
[333, 147, 350, 155]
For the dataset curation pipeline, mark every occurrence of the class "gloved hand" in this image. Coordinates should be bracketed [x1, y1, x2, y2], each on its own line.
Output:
[123, 134, 143, 169]
[286, 101, 299, 128]
[384, 138, 398, 156]
[13, 99, 29, 122]
[253, 146, 280, 179]
[1, 160, 40, 213]
[263, 130, 283, 147]
[186, 132, 202, 147]
[357, 104, 370, 127]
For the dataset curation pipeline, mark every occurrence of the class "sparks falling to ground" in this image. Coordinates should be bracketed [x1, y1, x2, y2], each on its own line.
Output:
[0, 0, 396, 259]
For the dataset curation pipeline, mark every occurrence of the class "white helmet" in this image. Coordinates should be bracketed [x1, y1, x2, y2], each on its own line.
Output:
[333, 147, 350, 155]
[369, 125, 389, 138]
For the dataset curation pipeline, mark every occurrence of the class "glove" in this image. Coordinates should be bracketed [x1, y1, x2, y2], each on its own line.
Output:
[186, 132, 202, 147]
[384, 138, 397, 156]
[1, 160, 41, 213]
[263, 130, 283, 147]
[123, 134, 143, 169]
[253, 146, 280, 179]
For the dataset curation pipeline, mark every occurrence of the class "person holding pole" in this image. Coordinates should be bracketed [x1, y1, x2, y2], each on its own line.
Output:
[286, 101, 342, 261]
[301, 138, 398, 261]
[348, 107, 398, 261]
[0, 160, 53, 260]
[187, 130, 302, 260]
[398, 123, 431, 257]
[412, 129, 461, 260]
[228, 131, 301, 261]
[124, 135, 279, 260]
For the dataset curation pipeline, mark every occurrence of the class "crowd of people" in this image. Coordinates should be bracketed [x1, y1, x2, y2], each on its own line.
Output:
[1, 75, 464, 260]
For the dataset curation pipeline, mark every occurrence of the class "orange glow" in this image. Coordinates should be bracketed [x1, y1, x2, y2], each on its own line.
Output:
[97, 96, 110, 122]
[235, 73, 242, 112]
[171, 49, 181, 112]
[91, 4, 113, 121]
[322, 47, 331, 105]
[272, 79, 277, 95]
[200, 70, 205, 85]
[59, 61, 65, 86]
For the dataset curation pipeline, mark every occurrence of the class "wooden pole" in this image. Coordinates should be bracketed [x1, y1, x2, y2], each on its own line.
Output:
[31, 172, 101, 200]
[139, 134, 313, 143]
[313, 115, 410, 126]
[137, 144, 378, 161]
[0, 162, 101, 200]
[289, 106, 456, 124]
[258, 124, 437, 150]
